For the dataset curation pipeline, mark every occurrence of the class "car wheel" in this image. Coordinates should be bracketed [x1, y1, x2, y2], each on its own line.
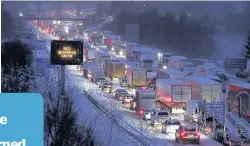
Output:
[162, 127, 166, 133]
[175, 137, 178, 142]
[196, 140, 200, 144]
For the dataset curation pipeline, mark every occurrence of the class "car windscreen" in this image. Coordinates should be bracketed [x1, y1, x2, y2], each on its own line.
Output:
[184, 127, 197, 132]
[121, 92, 129, 95]
[126, 95, 134, 99]
[158, 112, 168, 116]
[167, 121, 181, 125]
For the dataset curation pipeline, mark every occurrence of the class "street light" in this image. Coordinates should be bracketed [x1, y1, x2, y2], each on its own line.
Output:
[19, 13, 23, 17]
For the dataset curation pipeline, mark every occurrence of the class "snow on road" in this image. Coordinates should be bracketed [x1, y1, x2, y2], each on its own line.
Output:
[67, 68, 223, 146]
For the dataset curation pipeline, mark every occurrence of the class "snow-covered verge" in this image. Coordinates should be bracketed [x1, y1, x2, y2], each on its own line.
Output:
[64, 69, 142, 146]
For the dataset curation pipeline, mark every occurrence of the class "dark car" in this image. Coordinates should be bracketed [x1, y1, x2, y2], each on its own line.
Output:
[162, 119, 181, 134]
[101, 80, 112, 92]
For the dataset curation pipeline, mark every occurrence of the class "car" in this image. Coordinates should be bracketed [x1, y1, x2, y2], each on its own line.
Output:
[101, 80, 112, 92]
[150, 110, 170, 128]
[120, 79, 127, 87]
[122, 94, 134, 104]
[162, 119, 181, 134]
[115, 89, 129, 98]
[97, 77, 108, 86]
[175, 125, 200, 144]
[143, 109, 156, 121]
[118, 92, 130, 103]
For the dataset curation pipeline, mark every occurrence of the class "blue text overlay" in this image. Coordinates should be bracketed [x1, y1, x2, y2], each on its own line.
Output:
[0, 93, 44, 146]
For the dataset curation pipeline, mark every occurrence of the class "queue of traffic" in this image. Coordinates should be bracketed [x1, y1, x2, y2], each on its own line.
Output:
[78, 28, 250, 145]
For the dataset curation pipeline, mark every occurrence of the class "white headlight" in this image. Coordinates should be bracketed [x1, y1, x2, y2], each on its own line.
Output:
[158, 53, 162, 57]
[111, 47, 114, 51]
[119, 51, 123, 55]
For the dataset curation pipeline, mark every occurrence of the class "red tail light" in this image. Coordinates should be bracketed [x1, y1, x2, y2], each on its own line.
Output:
[180, 131, 185, 137]
[139, 109, 144, 116]
[180, 132, 185, 136]
[107, 40, 112, 45]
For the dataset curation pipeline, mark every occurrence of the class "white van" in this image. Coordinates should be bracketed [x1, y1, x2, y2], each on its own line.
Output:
[184, 100, 200, 123]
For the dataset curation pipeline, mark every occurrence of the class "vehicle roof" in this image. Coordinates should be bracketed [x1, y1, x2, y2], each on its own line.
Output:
[127, 66, 145, 70]
[147, 72, 156, 78]
[157, 79, 190, 85]
[160, 68, 187, 75]
[156, 109, 169, 112]
[166, 119, 180, 122]
[185, 76, 220, 85]
[182, 124, 198, 129]
[136, 88, 155, 93]
[116, 89, 127, 91]
[169, 56, 187, 60]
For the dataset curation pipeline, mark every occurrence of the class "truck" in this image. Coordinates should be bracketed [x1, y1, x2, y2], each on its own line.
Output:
[113, 41, 126, 56]
[127, 47, 142, 62]
[95, 50, 110, 68]
[83, 42, 95, 62]
[126, 67, 147, 89]
[156, 79, 192, 114]
[196, 65, 227, 81]
[82, 62, 105, 82]
[157, 52, 173, 68]
[104, 59, 120, 75]
[130, 88, 156, 114]
[106, 60, 126, 81]
[125, 42, 140, 59]
[184, 100, 247, 145]
[179, 60, 197, 74]
[168, 56, 188, 69]
[184, 76, 222, 102]
[156, 68, 187, 80]
[140, 54, 154, 72]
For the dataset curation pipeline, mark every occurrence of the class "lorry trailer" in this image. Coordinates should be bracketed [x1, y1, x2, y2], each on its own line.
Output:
[130, 88, 156, 114]
[127, 67, 147, 89]
[156, 68, 187, 80]
[156, 79, 192, 114]
[184, 76, 222, 102]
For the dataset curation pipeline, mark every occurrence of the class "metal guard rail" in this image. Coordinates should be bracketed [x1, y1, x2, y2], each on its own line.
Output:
[83, 89, 151, 146]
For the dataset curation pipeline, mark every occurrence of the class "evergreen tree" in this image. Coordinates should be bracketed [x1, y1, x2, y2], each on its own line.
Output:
[245, 32, 250, 59]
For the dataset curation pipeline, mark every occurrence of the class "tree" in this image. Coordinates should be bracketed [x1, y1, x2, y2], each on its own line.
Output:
[2, 65, 34, 92]
[2, 40, 33, 71]
[244, 32, 250, 59]
[45, 93, 97, 146]
[1, 40, 34, 92]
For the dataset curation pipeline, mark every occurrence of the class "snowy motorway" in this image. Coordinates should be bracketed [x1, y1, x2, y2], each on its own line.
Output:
[67, 67, 223, 146]
[34, 24, 242, 146]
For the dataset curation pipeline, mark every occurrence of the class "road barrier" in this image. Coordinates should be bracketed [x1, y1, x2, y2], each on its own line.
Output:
[83, 89, 151, 146]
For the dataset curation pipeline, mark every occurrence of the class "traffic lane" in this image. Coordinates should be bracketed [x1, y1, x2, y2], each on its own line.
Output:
[108, 76, 222, 146]
[166, 133, 223, 146]
[170, 115, 223, 146]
